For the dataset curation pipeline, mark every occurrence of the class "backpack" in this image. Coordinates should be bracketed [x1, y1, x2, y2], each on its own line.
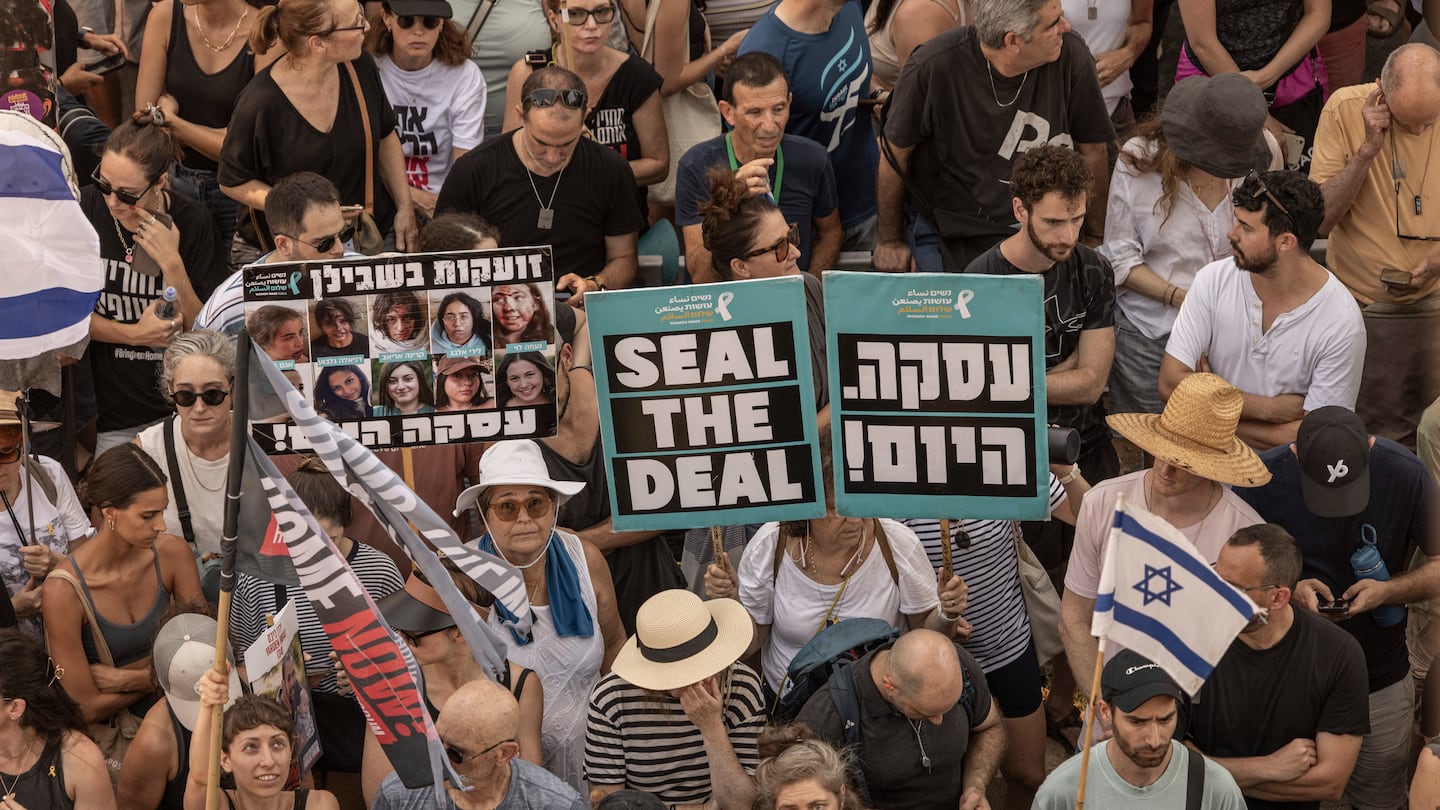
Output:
[770, 618, 900, 725]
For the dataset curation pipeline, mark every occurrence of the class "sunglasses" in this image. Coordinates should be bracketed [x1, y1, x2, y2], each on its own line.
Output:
[525, 88, 587, 110]
[445, 738, 513, 766]
[396, 14, 443, 28]
[742, 222, 800, 262]
[277, 224, 356, 254]
[399, 626, 450, 646]
[487, 495, 553, 522]
[0, 446, 20, 465]
[172, 389, 231, 408]
[91, 169, 158, 206]
[560, 5, 616, 25]
[1238, 170, 1293, 227]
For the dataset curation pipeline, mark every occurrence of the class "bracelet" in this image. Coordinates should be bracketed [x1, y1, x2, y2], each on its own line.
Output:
[1057, 464, 1081, 485]
[938, 607, 963, 622]
[584, 274, 606, 292]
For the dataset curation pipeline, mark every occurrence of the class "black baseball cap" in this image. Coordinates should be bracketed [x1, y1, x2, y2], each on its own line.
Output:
[384, 0, 454, 18]
[1295, 407, 1371, 518]
[1101, 650, 1183, 713]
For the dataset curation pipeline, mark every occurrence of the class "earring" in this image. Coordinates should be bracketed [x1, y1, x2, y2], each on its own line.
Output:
[106, 517, 116, 531]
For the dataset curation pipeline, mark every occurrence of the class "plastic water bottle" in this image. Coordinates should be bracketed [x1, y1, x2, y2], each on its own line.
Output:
[156, 286, 178, 321]
[1350, 524, 1406, 627]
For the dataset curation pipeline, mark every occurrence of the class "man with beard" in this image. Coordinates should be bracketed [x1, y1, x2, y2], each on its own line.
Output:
[1159, 170, 1365, 450]
[1033, 650, 1246, 808]
[1188, 524, 1369, 808]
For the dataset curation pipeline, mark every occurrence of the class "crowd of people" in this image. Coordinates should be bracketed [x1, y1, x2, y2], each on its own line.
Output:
[8, 0, 1440, 806]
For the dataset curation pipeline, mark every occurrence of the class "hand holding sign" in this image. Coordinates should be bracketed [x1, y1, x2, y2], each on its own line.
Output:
[705, 553, 738, 601]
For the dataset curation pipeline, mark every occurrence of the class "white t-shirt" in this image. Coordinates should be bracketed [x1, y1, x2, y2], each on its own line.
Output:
[1060, 0, 1132, 114]
[0, 456, 90, 639]
[1163, 259, 1367, 410]
[377, 56, 487, 194]
[137, 418, 227, 557]
[738, 519, 940, 691]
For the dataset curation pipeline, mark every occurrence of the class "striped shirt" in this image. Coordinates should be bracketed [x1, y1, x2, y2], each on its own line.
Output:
[230, 541, 405, 693]
[584, 664, 766, 803]
[902, 473, 1067, 672]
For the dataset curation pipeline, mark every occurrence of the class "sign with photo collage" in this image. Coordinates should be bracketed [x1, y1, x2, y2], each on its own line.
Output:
[242, 248, 560, 451]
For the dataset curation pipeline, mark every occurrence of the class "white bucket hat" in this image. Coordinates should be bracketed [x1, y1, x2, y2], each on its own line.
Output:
[611, 590, 754, 692]
[454, 440, 585, 518]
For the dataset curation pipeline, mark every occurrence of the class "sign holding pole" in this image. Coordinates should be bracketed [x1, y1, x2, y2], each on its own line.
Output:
[586, 277, 826, 531]
[824, 272, 1049, 520]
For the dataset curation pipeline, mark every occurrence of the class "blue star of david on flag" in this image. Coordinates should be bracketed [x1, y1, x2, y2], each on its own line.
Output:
[1133, 564, 1183, 606]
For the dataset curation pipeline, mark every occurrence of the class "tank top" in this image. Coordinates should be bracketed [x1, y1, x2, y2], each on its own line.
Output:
[72, 549, 172, 667]
[161, 702, 192, 810]
[864, 0, 962, 91]
[0, 738, 72, 810]
[165, 3, 257, 172]
[226, 788, 309, 809]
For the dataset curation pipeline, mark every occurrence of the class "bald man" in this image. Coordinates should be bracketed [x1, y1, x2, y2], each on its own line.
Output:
[1313, 42, 1440, 447]
[371, 679, 585, 810]
[795, 629, 1005, 810]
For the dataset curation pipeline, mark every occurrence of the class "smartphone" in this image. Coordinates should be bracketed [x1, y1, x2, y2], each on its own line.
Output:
[339, 204, 364, 214]
[1319, 598, 1351, 614]
[1282, 132, 1307, 169]
[142, 206, 173, 229]
[1380, 267, 1414, 287]
[84, 52, 127, 75]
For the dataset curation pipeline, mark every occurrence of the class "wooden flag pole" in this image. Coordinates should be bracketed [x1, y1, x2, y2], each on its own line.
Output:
[1074, 636, 1107, 810]
[939, 519, 954, 582]
[207, 328, 252, 810]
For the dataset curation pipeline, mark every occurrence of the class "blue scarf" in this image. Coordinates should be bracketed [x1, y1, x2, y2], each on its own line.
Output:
[478, 531, 594, 643]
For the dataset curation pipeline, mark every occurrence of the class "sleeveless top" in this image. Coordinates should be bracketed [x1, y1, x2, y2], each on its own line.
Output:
[0, 737, 72, 810]
[226, 788, 309, 809]
[422, 664, 536, 720]
[165, 3, 257, 172]
[73, 549, 172, 667]
[864, 0, 962, 91]
[486, 529, 603, 793]
[160, 702, 192, 810]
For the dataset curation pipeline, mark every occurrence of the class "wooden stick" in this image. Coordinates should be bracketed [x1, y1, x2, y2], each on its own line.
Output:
[939, 519, 953, 582]
[710, 525, 725, 568]
[1075, 637, 1107, 810]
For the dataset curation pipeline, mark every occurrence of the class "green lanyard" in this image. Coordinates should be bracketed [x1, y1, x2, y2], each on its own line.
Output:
[725, 132, 783, 202]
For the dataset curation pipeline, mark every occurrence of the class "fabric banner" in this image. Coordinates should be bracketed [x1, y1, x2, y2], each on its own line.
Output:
[823, 271, 1050, 520]
[585, 277, 826, 531]
[247, 433, 449, 794]
[1092, 492, 1257, 695]
[242, 248, 560, 450]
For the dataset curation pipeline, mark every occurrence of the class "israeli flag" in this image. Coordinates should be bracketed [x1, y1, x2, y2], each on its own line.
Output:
[0, 111, 102, 359]
[1092, 492, 1257, 695]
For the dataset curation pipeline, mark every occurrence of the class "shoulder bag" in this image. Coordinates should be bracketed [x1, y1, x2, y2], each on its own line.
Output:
[640, 0, 720, 207]
[343, 61, 388, 255]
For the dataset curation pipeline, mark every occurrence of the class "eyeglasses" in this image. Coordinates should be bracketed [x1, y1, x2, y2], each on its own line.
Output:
[742, 222, 800, 262]
[1239, 170, 1293, 227]
[172, 389, 231, 408]
[560, 5, 617, 25]
[442, 313, 472, 324]
[487, 495, 553, 522]
[322, 13, 369, 35]
[1391, 179, 1440, 242]
[91, 169, 158, 206]
[445, 738, 513, 766]
[277, 224, 356, 254]
[0, 446, 20, 465]
[396, 14, 443, 28]
[525, 88, 587, 110]
[399, 626, 451, 646]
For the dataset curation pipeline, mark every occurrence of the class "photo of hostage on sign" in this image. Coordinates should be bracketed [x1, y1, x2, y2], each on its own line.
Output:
[243, 247, 559, 450]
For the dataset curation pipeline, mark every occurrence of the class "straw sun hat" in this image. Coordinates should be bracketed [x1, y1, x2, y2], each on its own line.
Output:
[1106, 373, 1271, 487]
[611, 589, 754, 692]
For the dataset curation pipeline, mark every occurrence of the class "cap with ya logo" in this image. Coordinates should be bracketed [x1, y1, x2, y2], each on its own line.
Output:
[1296, 406, 1371, 518]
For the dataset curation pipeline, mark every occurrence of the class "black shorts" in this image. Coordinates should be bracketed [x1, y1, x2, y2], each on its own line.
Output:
[983, 639, 1043, 719]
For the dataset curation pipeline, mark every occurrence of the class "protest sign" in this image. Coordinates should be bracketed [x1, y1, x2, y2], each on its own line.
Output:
[824, 272, 1049, 520]
[587, 277, 826, 531]
[242, 248, 559, 451]
[242, 600, 322, 784]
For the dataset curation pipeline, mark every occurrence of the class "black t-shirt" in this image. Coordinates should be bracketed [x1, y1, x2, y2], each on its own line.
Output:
[83, 188, 227, 432]
[1188, 609, 1371, 810]
[964, 243, 1115, 451]
[1238, 440, 1440, 693]
[218, 52, 397, 234]
[435, 132, 644, 280]
[166, 3, 256, 172]
[543, 48, 661, 217]
[884, 28, 1113, 247]
[54, 0, 78, 75]
[797, 644, 993, 809]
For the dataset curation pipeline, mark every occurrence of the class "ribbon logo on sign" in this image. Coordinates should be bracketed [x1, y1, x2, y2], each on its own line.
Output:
[955, 289, 975, 319]
[716, 291, 735, 322]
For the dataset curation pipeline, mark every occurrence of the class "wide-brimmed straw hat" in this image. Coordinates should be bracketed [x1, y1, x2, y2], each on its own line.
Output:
[0, 390, 58, 431]
[611, 589, 753, 692]
[454, 440, 585, 517]
[1106, 373, 1271, 487]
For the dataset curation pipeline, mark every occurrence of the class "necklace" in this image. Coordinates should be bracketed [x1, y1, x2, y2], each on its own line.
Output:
[520, 130, 566, 229]
[800, 523, 866, 581]
[112, 217, 135, 263]
[0, 738, 35, 798]
[183, 443, 226, 493]
[985, 61, 1028, 108]
[1391, 127, 1439, 216]
[909, 719, 932, 772]
[192, 5, 249, 52]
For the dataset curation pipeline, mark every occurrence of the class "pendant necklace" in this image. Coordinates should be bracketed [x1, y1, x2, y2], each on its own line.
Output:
[113, 218, 135, 263]
[521, 130, 565, 229]
[909, 719, 932, 772]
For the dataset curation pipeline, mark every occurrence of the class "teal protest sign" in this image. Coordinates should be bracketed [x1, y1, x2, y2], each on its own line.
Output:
[586, 277, 826, 531]
[824, 272, 1049, 520]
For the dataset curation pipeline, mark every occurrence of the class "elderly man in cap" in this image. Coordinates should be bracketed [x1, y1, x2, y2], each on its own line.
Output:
[1033, 650, 1246, 808]
[1236, 406, 1440, 809]
[1061, 373, 1269, 707]
[1189, 523, 1370, 808]
[372, 678, 587, 810]
[1312, 43, 1440, 448]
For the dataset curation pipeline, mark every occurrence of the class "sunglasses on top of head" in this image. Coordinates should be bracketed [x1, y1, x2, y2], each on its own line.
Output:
[525, 88, 587, 110]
